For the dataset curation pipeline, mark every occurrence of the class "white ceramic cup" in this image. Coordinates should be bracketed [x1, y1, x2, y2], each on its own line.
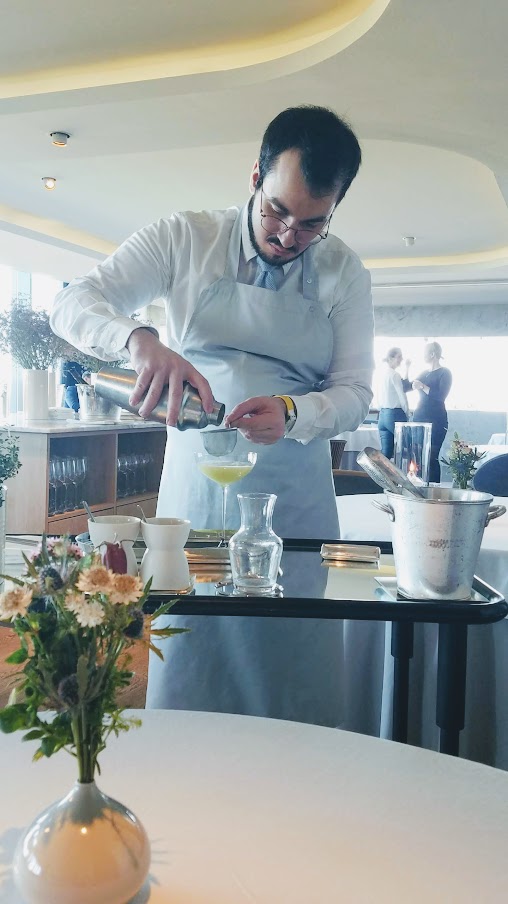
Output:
[88, 515, 141, 575]
[140, 518, 191, 590]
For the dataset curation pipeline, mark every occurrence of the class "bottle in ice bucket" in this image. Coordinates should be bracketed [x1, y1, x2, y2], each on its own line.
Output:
[93, 366, 225, 428]
[229, 493, 283, 595]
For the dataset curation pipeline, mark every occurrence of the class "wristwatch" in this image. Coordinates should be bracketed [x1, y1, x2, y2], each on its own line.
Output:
[273, 395, 297, 436]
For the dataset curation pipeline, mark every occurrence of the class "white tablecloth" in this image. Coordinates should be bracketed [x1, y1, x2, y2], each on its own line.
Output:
[1, 710, 508, 903]
[336, 493, 508, 768]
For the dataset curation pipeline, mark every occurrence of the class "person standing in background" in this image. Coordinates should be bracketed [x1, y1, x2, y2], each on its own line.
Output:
[59, 360, 86, 413]
[410, 341, 452, 483]
[377, 347, 409, 459]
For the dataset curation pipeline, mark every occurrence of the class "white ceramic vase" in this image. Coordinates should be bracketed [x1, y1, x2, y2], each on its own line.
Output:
[141, 517, 191, 590]
[22, 369, 49, 420]
[13, 780, 150, 904]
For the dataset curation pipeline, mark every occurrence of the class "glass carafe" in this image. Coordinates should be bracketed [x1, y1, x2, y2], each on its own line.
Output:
[229, 493, 283, 595]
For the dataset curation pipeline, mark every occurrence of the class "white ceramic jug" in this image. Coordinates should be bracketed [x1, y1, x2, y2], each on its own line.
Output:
[88, 516, 140, 576]
[140, 518, 191, 590]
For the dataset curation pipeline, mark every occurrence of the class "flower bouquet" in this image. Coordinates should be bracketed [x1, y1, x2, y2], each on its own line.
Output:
[440, 432, 486, 489]
[0, 535, 185, 903]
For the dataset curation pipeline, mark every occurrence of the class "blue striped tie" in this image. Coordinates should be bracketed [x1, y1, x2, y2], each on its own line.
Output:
[254, 257, 282, 291]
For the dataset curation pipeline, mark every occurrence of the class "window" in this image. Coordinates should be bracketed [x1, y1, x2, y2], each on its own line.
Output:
[373, 336, 508, 412]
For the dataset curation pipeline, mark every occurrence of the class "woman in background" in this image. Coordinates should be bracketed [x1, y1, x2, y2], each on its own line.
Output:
[411, 341, 452, 483]
[377, 347, 409, 459]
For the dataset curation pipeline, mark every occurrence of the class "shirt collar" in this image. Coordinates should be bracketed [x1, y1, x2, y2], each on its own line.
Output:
[241, 203, 296, 276]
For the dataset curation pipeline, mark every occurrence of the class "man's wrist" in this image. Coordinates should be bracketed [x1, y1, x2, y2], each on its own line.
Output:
[272, 395, 297, 436]
[125, 326, 158, 352]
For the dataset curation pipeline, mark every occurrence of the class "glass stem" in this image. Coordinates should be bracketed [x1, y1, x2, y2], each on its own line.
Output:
[222, 485, 228, 545]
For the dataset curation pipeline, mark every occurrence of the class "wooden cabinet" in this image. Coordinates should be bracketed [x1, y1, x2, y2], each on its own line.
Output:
[5, 422, 167, 535]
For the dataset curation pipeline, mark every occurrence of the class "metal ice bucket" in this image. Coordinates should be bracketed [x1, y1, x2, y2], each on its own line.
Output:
[373, 487, 506, 600]
[76, 384, 121, 421]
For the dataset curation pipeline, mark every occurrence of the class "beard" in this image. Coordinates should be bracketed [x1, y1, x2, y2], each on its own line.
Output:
[247, 195, 305, 267]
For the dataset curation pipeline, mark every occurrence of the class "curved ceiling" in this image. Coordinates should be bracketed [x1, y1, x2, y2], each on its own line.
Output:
[0, 0, 507, 301]
[0, 0, 388, 96]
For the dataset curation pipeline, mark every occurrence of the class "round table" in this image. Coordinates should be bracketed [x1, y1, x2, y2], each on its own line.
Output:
[1, 710, 508, 903]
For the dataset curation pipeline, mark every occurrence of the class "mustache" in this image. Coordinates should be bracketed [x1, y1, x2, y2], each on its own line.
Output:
[267, 236, 297, 253]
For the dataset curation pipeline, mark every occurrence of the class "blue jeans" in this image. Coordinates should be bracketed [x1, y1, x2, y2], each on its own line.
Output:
[378, 408, 407, 459]
[63, 385, 79, 412]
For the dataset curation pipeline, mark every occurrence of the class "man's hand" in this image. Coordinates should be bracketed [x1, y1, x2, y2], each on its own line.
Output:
[126, 328, 214, 425]
[225, 396, 287, 444]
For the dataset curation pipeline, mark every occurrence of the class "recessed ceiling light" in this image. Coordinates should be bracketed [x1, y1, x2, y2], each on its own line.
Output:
[402, 235, 416, 246]
[50, 131, 70, 147]
[42, 177, 57, 190]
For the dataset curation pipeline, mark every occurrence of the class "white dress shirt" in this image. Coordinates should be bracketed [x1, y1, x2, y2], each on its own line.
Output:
[378, 364, 409, 414]
[51, 205, 373, 442]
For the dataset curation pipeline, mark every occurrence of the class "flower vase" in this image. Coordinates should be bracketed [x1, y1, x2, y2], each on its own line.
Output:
[22, 369, 49, 421]
[13, 780, 150, 904]
[452, 478, 473, 490]
[229, 492, 283, 595]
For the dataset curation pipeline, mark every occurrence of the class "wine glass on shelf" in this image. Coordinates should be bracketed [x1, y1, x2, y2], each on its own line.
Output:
[73, 456, 88, 508]
[196, 451, 257, 545]
[61, 457, 77, 511]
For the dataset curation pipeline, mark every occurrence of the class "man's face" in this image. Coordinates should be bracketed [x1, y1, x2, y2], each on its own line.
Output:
[248, 149, 339, 266]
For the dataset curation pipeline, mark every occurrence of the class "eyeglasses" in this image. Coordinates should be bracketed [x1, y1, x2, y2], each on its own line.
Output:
[259, 189, 332, 246]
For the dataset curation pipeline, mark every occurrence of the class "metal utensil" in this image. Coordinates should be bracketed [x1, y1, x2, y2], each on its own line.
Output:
[94, 366, 225, 429]
[82, 500, 96, 522]
[201, 428, 238, 456]
[136, 504, 148, 522]
[357, 447, 426, 498]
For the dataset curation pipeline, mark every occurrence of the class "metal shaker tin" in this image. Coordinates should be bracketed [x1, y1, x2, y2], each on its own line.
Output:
[94, 366, 225, 429]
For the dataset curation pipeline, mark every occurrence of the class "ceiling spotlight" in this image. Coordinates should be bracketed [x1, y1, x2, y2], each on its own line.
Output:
[50, 131, 70, 147]
[42, 177, 57, 190]
[402, 236, 416, 246]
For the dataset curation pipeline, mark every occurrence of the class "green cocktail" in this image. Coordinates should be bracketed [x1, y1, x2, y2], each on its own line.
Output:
[196, 451, 257, 543]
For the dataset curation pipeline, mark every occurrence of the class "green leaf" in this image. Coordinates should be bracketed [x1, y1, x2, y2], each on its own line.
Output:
[0, 704, 31, 733]
[148, 641, 165, 661]
[22, 729, 45, 741]
[0, 572, 25, 587]
[5, 647, 28, 664]
[150, 627, 190, 637]
[148, 599, 180, 621]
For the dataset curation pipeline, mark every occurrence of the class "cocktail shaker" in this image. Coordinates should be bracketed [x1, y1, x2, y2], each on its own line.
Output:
[94, 366, 225, 429]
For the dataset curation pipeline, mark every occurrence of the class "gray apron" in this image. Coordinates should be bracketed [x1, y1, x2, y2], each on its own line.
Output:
[147, 210, 344, 725]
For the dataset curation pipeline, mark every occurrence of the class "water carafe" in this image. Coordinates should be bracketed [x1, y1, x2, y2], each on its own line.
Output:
[229, 493, 282, 595]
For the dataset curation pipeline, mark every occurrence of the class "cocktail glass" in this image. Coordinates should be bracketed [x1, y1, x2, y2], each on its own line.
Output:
[196, 451, 257, 544]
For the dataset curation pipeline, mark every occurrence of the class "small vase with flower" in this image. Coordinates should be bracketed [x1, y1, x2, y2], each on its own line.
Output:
[0, 536, 185, 904]
[441, 432, 487, 490]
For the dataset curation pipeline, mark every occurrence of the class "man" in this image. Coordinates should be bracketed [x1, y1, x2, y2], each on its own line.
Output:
[51, 105, 374, 724]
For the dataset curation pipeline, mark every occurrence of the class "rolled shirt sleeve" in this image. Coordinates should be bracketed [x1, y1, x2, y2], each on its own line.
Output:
[50, 220, 169, 360]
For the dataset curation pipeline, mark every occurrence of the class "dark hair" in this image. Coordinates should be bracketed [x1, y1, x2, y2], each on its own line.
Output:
[257, 105, 362, 203]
